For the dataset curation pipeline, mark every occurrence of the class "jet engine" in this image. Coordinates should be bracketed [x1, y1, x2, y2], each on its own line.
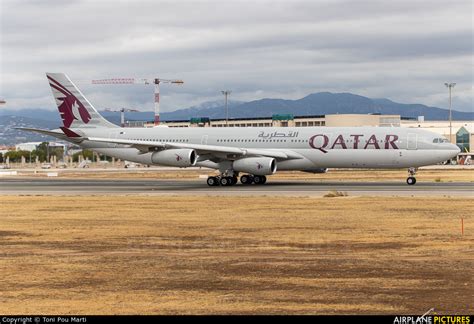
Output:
[233, 157, 277, 175]
[151, 149, 197, 167]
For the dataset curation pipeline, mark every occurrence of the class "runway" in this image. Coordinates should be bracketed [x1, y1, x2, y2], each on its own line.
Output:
[1, 178, 472, 196]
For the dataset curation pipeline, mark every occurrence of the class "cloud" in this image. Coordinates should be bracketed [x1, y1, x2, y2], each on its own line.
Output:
[1, 0, 472, 113]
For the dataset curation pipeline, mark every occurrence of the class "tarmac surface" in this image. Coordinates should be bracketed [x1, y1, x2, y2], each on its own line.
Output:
[1, 178, 472, 196]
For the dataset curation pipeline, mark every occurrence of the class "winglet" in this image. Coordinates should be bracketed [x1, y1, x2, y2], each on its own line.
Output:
[60, 126, 82, 138]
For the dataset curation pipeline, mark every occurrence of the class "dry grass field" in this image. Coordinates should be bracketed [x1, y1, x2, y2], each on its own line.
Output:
[0, 195, 472, 315]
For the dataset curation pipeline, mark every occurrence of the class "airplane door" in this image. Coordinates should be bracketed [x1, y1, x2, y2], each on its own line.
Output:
[407, 133, 417, 150]
[201, 135, 208, 145]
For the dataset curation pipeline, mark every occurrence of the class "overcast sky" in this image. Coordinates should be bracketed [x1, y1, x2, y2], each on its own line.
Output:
[1, 0, 472, 113]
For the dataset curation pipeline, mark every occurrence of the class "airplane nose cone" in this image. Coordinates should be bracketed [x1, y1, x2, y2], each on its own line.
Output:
[449, 144, 461, 159]
[452, 144, 461, 154]
[437, 144, 460, 162]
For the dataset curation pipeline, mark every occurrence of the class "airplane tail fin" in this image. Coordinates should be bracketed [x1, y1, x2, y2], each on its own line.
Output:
[46, 73, 118, 129]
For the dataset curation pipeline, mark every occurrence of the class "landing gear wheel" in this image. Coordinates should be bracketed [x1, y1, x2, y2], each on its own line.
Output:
[240, 175, 252, 185]
[220, 177, 233, 186]
[232, 176, 238, 185]
[207, 176, 219, 186]
[253, 175, 265, 185]
[406, 177, 416, 185]
[406, 167, 417, 185]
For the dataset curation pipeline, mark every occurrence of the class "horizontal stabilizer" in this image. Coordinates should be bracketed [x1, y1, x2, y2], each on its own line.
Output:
[15, 127, 83, 143]
[14, 127, 66, 138]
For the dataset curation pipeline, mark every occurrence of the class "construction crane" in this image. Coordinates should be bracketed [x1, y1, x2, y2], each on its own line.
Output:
[103, 108, 141, 127]
[92, 77, 184, 126]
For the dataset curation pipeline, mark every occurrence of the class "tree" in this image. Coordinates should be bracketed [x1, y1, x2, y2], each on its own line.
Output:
[72, 149, 93, 162]
[32, 142, 48, 162]
[4, 150, 30, 163]
[51, 147, 64, 161]
[31, 142, 64, 162]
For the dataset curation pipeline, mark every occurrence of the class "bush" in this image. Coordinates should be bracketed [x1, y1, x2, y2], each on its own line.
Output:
[323, 191, 348, 198]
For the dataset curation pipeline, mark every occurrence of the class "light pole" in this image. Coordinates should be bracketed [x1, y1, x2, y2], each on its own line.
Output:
[444, 83, 456, 143]
[221, 90, 231, 126]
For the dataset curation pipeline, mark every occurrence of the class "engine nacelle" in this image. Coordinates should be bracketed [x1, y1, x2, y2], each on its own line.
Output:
[151, 149, 197, 167]
[233, 157, 277, 175]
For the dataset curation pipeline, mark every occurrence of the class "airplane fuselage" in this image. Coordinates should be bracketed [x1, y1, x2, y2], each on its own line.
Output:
[78, 126, 459, 170]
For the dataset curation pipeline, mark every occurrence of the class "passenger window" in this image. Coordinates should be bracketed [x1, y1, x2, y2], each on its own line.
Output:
[433, 138, 439, 143]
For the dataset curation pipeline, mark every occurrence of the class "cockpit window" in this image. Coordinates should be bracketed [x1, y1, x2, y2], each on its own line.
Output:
[433, 138, 449, 143]
[433, 138, 439, 143]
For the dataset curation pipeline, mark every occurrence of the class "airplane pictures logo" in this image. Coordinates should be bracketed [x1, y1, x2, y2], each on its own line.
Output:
[47, 76, 91, 128]
[393, 309, 471, 324]
[256, 162, 263, 170]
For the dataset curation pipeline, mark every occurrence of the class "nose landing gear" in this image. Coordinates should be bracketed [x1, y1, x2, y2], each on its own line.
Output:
[406, 167, 417, 185]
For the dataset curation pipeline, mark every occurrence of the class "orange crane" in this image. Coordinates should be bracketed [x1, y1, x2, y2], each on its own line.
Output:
[103, 108, 141, 127]
[92, 77, 184, 126]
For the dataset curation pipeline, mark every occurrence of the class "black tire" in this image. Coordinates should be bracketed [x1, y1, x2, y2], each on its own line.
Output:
[261, 176, 267, 184]
[253, 175, 263, 185]
[232, 176, 238, 185]
[240, 175, 252, 185]
[406, 177, 416, 185]
[207, 177, 218, 186]
[220, 177, 230, 186]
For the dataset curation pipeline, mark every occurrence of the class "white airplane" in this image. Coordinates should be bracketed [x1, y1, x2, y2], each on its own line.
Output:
[19, 73, 460, 186]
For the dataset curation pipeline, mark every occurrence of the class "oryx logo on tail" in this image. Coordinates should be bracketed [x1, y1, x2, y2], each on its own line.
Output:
[47, 75, 91, 128]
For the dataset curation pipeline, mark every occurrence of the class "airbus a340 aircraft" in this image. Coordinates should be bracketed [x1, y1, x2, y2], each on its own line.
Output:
[19, 73, 460, 186]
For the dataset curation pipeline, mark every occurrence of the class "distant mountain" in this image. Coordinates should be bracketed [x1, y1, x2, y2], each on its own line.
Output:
[0, 115, 58, 145]
[0, 109, 62, 123]
[161, 92, 473, 121]
[161, 100, 243, 121]
[371, 98, 472, 120]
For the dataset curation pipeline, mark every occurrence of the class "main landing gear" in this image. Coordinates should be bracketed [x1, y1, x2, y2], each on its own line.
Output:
[206, 175, 238, 186]
[406, 167, 417, 185]
[206, 174, 267, 186]
[240, 174, 266, 185]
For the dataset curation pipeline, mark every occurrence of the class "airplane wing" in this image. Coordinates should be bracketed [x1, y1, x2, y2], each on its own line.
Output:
[86, 136, 303, 160]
